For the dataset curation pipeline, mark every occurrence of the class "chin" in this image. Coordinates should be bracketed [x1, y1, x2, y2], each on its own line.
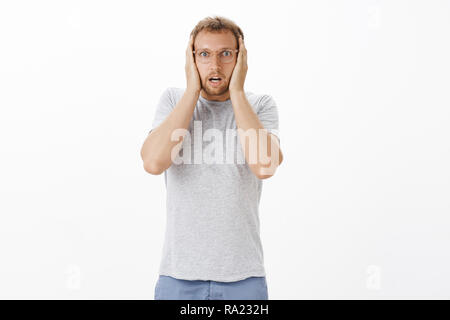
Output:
[204, 82, 228, 96]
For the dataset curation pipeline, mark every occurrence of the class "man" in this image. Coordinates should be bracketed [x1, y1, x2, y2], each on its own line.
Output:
[140, 16, 283, 300]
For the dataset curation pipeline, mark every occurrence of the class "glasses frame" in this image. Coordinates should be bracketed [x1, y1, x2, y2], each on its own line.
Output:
[192, 49, 239, 64]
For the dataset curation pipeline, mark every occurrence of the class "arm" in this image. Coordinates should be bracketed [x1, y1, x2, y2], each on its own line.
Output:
[229, 36, 283, 179]
[141, 35, 202, 175]
[230, 90, 283, 179]
[140, 88, 199, 174]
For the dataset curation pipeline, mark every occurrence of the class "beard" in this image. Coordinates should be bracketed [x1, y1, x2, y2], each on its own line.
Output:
[201, 77, 229, 96]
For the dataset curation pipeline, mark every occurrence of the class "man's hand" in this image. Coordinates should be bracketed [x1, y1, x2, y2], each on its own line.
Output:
[229, 36, 282, 179]
[186, 35, 202, 94]
[229, 35, 247, 94]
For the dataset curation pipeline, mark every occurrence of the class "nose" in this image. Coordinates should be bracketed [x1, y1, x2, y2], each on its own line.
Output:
[209, 53, 223, 67]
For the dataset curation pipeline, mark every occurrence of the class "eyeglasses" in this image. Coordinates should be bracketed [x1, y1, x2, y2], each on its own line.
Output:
[193, 49, 239, 64]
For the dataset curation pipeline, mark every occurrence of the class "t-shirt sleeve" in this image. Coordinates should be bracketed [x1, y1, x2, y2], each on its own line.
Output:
[148, 87, 175, 134]
[257, 94, 280, 144]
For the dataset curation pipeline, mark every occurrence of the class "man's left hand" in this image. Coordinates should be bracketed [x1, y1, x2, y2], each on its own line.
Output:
[229, 35, 247, 93]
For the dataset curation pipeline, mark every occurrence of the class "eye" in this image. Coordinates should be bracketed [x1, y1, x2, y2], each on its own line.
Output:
[199, 51, 209, 57]
[222, 50, 232, 57]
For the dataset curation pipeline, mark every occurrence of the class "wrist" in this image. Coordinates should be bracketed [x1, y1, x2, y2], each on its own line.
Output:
[230, 88, 245, 99]
[186, 87, 201, 96]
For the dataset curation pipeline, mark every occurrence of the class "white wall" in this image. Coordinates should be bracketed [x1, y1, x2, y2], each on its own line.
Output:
[0, 0, 449, 299]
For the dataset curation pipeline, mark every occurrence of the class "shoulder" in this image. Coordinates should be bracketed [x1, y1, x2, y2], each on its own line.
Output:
[163, 86, 184, 97]
[166, 87, 185, 95]
[161, 87, 185, 105]
[245, 91, 277, 112]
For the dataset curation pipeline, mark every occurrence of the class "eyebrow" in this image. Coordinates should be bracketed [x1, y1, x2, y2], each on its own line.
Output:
[196, 47, 235, 51]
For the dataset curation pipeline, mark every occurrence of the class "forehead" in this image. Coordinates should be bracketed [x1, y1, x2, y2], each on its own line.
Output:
[194, 29, 237, 50]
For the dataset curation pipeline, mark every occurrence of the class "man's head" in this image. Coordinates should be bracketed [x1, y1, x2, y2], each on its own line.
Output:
[190, 16, 244, 101]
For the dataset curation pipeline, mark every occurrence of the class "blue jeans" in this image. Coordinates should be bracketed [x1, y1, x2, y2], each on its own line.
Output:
[154, 275, 269, 300]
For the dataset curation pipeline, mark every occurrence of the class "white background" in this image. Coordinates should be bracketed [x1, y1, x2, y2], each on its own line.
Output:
[0, 0, 449, 299]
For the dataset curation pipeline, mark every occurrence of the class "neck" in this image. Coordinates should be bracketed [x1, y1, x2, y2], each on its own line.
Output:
[200, 89, 230, 102]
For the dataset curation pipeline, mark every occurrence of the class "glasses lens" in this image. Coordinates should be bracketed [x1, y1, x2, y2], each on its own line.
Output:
[221, 50, 234, 63]
[196, 50, 235, 63]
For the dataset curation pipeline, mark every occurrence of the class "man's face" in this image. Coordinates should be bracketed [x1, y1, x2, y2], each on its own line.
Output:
[194, 30, 238, 101]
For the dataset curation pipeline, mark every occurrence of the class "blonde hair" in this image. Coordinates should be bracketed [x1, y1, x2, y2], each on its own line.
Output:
[190, 16, 244, 50]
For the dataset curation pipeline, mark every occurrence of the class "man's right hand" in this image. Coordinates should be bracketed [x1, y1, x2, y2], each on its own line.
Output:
[185, 35, 202, 94]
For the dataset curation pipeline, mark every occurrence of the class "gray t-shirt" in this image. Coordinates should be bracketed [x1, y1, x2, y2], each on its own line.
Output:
[148, 87, 280, 282]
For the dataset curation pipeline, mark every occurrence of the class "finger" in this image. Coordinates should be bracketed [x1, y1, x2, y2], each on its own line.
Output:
[238, 38, 246, 64]
[186, 37, 191, 55]
[240, 36, 246, 52]
[237, 37, 245, 63]
[191, 36, 197, 59]
[187, 35, 193, 51]
[242, 37, 248, 64]
[187, 35, 195, 58]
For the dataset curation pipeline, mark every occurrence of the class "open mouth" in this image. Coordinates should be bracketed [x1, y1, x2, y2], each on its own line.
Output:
[208, 76, 223, 86]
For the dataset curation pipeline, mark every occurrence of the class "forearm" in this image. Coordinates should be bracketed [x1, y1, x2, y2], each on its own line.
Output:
[141, 89, 200, 174]
[230, 90, 283, 179]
